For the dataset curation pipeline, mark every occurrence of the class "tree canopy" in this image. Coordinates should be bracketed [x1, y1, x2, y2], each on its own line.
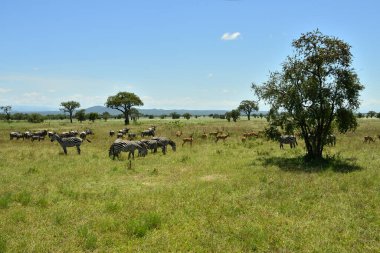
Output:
[238, 100, 259, 120]
[60, 101, 80, 123]
[253, 30, 364, 159]
[0, 105, 12, 122]
[105, 92, 143, 125]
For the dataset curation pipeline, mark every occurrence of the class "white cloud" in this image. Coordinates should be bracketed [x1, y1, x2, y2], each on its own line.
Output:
[0, 88, 12, 93]
[208, 73, 214, 78]
[221, 32, 241, 40]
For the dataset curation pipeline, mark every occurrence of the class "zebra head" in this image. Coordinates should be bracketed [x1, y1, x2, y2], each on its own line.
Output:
[50, 134, 60, 142]
[168, 140, 176, 151]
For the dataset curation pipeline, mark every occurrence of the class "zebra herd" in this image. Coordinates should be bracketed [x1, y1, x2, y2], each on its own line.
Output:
[8, 125, 351, 158]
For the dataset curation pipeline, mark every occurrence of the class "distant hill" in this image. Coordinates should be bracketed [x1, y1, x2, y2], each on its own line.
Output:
[85, 106, 229, 116]
[13, 106, 230, 116]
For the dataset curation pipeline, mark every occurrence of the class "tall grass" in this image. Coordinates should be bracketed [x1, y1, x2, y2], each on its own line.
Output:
[0, 117, 379, 252]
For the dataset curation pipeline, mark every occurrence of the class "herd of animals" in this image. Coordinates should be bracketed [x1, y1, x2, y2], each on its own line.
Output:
[8, 126, 380, 159]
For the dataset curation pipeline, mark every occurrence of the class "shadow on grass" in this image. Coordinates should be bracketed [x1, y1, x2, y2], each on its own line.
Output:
[259, 155, 362, 173]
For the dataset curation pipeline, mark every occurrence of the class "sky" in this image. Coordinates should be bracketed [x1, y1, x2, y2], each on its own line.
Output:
[0, 0, 379, 112]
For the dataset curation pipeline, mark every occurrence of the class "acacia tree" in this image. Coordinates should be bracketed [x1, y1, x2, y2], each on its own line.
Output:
[253, 30, 364, 159]
[0, 105, 12, 122]
[60, 101, 80, 123]
[105, 92, 143, 125]
[238, 100, 259, 120]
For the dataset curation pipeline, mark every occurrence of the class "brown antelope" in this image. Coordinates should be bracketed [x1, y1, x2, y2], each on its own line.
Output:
[209, 130, 222, 137]
[215, 133, 229, 143]
[182, 135, 193, 146]
[364, 136, 375, 143]
[241, 136, 247, 142]
[201, 132, 208, 139]
[243, 132, 258, 138]
[176, 130, 182, 137]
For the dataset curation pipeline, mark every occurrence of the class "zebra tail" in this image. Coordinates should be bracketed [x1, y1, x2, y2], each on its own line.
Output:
[86, 139, 92, 143]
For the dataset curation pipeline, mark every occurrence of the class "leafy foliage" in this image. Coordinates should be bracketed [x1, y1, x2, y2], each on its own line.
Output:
[238, 100, 259, 120]
[253, 30, 364, 159]
[60, 101, 80, 123]
[105, 92, 143, 125]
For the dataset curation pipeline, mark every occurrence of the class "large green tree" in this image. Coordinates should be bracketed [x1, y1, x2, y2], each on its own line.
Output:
[60, 101, 80, 123]
[238, 100, 259, 120]
[105, 92, 143, 125]
[253, 30, 364, 159]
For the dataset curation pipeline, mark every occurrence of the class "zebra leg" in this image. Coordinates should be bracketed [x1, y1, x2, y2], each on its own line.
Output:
[63, 147, 67, 155]
[77, 145, 81, 154]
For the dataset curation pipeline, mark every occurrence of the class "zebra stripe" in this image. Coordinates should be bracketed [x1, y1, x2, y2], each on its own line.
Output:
[108, 140, 146, 160]
[50, 134, 85, 155]
[279, 135, 298, 149]
[152, 137, 176, 154]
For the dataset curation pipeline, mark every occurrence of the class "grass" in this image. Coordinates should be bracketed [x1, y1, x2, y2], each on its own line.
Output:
[0, 117, 379, 252]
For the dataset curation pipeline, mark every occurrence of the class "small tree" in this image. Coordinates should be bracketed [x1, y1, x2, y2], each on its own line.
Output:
[160, 114, 167, 119]
[75, 109, 86, 123]
[183, 113, 191, 120]
[102, 111, 111, 121]
[230, 109, 240, 122]
[253, 30, 364, 159]
[376, 113, 380, 119]
[238, 100, 259, 120]
[0, 105, 12, 122]
[88, 112, 99, 122]
[225, 112, 232, 122]
[60, 101, 80, 123]
[170, 112, 180, 119]
[105, 92, 143, 125]
[367, 111, 376, 118]
[357, 112, 363, 118]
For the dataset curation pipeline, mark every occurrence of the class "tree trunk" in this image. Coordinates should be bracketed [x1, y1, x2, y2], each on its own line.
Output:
[247, 114, 251, 120]
[124, 112, 130, 125]
[69, 112, 73, 123]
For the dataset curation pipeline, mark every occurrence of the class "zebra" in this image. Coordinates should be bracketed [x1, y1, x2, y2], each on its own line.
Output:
[152, 137, 176, 154]
[50, 134, 89, 155]
[140, 139, 160, 153]
[10, 132, 24, 140]
[31, 135, 44, 142]
[131, 140, 148, 157]
[128, 133, 137, 140]
[79, 129, 93, 140]
[109, 130, 115, 137]
[118, 128, 130, 136]
[108, 140, 146, 160]
[33, 130, 48, 138]
[141, 129, 155, 137]
[279, 135, 298, 149]
[23, 131, 33, 139]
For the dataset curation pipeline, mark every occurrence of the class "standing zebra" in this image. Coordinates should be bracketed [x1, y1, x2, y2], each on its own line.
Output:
[140, 139, 160, 153]
[152, 137, 176, 154]
[50, 134, 89, 155]
[108, 139, 146, 160]
[279, 135, 298, 149]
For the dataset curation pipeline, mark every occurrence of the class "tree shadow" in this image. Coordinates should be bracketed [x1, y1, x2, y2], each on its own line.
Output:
[259, 155, 362, 173]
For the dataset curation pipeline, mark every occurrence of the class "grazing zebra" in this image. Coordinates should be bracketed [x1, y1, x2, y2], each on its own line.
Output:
[33, 130, 48, 138]
[50, 134, 89, 155]
[128, 133, 137, 140]
[79, 129, 93, 140]
[118, 128, 130, 136]
[10, 132, 24, 140]
[152, 137, 176, 154]
[132, 140, 148, 157]
[116, 132, 124, 139]
[279, 135, 298, 149]
[23, 131, 33, 139]
[109, 130, 115, 137]
[140, 139, 160, 153]
[31, 135, 44, 142]
[141, 129, 155, 137]
[108, 140, 146, 160]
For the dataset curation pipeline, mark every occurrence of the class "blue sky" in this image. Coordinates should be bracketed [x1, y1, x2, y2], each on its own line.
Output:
[0, 0, 379, 112]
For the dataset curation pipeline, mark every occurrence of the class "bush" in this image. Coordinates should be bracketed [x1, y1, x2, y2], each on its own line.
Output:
[27, 113, 44, 123]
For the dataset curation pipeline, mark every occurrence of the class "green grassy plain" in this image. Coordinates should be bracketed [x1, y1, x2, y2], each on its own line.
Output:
[0, 118, 379, 252]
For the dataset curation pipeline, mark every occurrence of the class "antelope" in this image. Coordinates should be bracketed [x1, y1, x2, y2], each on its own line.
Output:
[243, 132, 258, 138]
[201, 132, 208, 139]
[175, 131, 182, 137]
[182, 135, 193, 146]
[215, 133, 229, 143]
[241, 136, 247, 142]
[209, 130, 222, 137]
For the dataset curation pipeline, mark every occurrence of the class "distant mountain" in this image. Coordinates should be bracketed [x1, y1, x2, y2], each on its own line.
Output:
[85, 106, 229, 116]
